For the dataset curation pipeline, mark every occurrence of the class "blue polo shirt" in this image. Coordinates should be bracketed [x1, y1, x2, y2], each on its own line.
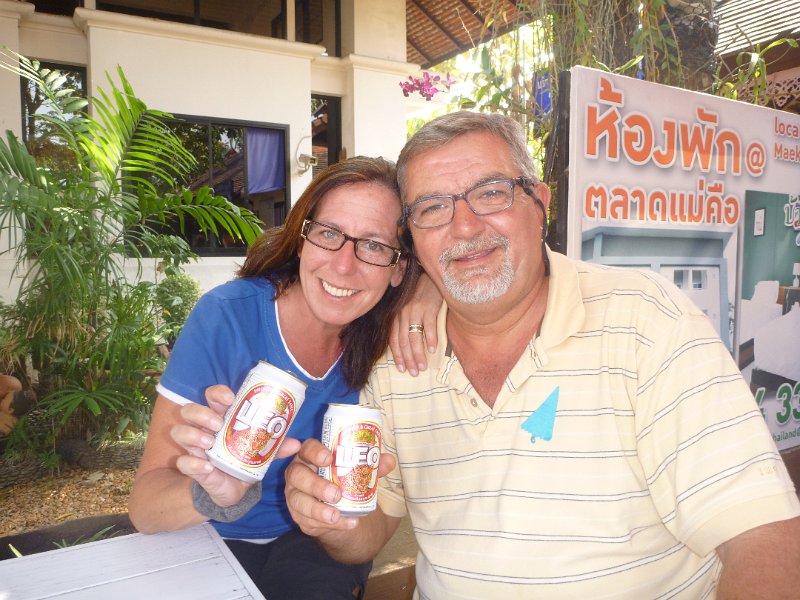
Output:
[157, 277, 356, 539]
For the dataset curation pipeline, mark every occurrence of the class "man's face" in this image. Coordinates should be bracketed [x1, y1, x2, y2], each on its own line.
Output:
[404, 131, 550, 308]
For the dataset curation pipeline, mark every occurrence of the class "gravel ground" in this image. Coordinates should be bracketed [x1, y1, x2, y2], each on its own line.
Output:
[0, 466, 136, 537]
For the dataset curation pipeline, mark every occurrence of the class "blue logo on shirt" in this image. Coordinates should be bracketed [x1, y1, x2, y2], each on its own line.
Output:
[521, 386, 559, 443]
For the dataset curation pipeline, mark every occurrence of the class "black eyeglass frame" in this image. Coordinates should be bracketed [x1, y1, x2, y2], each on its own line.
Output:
[301, 219, 403, 267]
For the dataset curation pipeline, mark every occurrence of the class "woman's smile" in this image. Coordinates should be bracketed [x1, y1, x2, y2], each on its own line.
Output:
[322, 279, 359, 298]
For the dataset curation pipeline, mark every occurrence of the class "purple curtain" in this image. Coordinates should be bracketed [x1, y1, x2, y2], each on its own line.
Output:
[247, 128, 285, 194]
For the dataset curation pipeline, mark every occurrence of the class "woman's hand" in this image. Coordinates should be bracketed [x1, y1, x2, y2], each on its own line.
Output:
[170, 385, 250, 507]
[389, 272, 442, 376]
[170, 384, 300, 507]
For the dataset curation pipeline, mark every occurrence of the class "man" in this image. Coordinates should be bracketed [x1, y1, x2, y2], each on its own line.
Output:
[284, 111, 800, 598]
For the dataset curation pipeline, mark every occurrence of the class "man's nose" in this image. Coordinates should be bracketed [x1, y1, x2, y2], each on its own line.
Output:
[449, 197, 484, 237]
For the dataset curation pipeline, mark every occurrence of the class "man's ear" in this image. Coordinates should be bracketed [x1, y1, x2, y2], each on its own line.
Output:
[534, 181, 551, 212]
[390, 257, 407, 288]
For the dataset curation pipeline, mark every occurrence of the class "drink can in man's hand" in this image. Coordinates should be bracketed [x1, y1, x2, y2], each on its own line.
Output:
[207, 361, 307, 483]
[319, 403, 382, 516]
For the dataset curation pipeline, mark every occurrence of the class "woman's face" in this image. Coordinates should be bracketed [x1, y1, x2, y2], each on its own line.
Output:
[297, 182, 405, 329]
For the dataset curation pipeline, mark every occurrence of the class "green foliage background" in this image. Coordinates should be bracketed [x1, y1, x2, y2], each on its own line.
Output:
[0, 51, 263, 459]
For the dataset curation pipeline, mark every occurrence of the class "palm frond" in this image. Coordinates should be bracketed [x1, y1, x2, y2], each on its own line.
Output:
[0, 131, 54, 191]
[80, 68, 197, 195]
[0, 49, 88, 157]
[157, 187, 264, 244]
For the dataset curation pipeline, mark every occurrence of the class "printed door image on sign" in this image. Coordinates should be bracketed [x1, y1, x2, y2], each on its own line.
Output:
[661, 267, 721, 337]
[579, 225, 733, 349]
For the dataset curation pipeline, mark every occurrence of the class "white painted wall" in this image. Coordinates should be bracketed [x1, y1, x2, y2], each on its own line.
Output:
[349, 55, 414, 160]
[0, 1, 417, 297]
[0, 2, 29, 303]
[0, 2, 29, 136]
[18, 11, 86, 66]
[343, 0, 406, 62]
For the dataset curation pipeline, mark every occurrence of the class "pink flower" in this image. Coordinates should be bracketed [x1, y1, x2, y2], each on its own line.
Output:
[399, 71, 453, 101]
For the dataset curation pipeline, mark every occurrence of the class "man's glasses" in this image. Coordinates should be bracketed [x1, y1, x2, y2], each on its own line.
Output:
[301, 219, 402, 267]
[404, 176, 531, 229]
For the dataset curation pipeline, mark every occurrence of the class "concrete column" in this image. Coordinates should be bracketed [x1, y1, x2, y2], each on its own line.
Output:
[0, 1, 34, 137]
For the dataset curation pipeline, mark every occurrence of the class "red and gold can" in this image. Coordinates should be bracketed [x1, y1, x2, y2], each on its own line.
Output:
[207, 361, 306, 483]
[319, 403, 382, 516]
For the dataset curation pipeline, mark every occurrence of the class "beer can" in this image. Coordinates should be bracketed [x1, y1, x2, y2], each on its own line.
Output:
[319, 403, 382, 516]
[207, 361, 307, 483]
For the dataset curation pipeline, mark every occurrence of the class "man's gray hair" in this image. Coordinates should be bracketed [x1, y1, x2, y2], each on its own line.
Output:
[396, 111, 540, 201]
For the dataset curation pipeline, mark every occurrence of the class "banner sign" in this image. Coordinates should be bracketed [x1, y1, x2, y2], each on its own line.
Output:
[567, 66, 800, 450]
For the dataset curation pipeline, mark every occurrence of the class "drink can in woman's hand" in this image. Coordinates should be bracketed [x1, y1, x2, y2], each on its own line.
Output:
[319, 403, 382, 516]
[207, 361, 307, 483]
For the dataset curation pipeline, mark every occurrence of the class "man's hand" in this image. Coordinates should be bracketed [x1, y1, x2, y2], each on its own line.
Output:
[284, 438, 396, 537]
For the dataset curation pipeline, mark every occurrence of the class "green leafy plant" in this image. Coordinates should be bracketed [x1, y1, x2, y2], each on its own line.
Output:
[633, 0, 682, 85]
[0, 50, 263, 450]
[53, 525, 126, 548]
[155, 272, 201, 346]
[714, 38, 800, 105]
[6, 525, 126, 558]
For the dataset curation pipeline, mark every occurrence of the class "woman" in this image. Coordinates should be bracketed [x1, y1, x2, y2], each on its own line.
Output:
[128, 157, 418, 599]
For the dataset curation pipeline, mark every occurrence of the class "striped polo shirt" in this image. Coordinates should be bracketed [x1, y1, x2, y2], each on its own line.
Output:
[364, 250, 799, 599]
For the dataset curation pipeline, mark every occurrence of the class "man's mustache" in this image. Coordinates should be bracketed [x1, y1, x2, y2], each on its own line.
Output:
[439, 235, 510, 268]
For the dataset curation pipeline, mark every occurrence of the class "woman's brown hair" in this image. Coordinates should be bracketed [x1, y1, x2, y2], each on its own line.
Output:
[237, 156, 419, 389]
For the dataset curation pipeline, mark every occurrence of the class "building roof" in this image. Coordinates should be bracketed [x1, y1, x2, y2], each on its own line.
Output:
[716, 0, 800, 56]
[406, 0, 534, 68]
[408, 1, 800, 68]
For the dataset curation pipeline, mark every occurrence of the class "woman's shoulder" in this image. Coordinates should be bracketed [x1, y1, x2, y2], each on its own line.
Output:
[201, 277, 274, 303]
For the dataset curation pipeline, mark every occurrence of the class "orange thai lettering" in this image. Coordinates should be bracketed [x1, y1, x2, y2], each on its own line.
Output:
[585, 104, 620, 160]
[622, 112, 653, 164]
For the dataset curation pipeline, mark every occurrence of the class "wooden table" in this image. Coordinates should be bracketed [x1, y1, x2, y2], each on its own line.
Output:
[0, 523, 265, 599]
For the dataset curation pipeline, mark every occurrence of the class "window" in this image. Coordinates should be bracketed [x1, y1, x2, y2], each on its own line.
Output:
[19, 63, 287, 257]
[28, 1, 80, 17]
[310, 95, 341, 177]
[296, 0, 340, 56]
[20, 62, 87, 175]
[97, 0, 284, 36]
[95, 0, 340, 56]
[673, 268, 708, 290]
[164, 117, 289, 256]
[692, 269, 707, 290]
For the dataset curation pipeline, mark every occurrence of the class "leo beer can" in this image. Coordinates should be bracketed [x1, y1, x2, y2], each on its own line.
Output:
[319, 403, 382, 516]
[206, 361, 307, 483]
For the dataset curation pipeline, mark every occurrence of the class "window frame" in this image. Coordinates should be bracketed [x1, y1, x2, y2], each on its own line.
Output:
[166, 114, 291, 257]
